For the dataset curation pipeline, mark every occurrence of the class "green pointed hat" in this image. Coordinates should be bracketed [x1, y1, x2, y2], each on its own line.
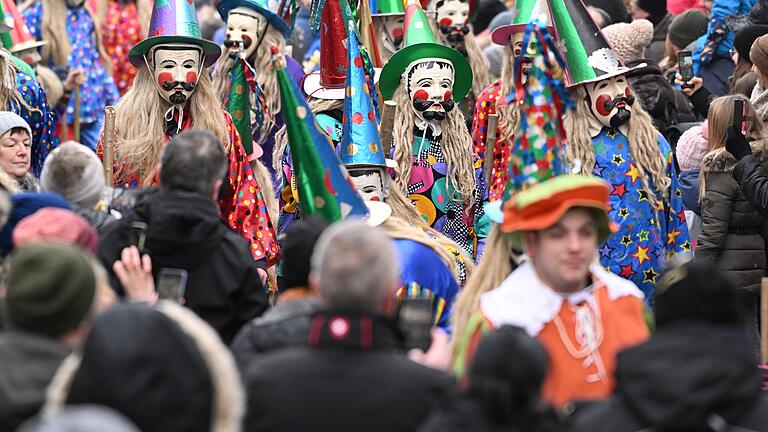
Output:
[372, 0, 405, 16]
[548, 0, 641, 87]
[378, 0, 472, 100]
[491, 0, 552, 46]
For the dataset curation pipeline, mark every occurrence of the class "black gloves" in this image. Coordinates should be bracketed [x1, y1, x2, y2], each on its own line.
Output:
[726, 124, 752, 162]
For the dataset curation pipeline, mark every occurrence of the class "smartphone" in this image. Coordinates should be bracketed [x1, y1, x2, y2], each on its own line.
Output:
[678, 50, 694, 88]
[157, 268, 188, 302]
[734, 99, 745, 135]
[127, 221, 147, 253]
[398, 297, 435, 351]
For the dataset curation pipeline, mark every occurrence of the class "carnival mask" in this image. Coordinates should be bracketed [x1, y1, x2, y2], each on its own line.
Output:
[225, 7, 263, 60]
[150, 45, 203, 106]
[350, 169, 388, 201]
[510, 32, 538, 77]
[586, 75, 635, 130]
[381, 15, 406, 54]
[436, 0, 470, 44]
[407, 60, 455, 131]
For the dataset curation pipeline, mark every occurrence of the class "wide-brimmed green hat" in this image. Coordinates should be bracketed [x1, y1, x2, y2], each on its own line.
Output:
[372, 0, 405, 16]
[129, 0, 221, 67]
[378, 0, 472, 101]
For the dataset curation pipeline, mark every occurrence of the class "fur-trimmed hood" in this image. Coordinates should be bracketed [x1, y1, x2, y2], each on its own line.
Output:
[41, 302, 244, 432]
[701, 140, 768, 174]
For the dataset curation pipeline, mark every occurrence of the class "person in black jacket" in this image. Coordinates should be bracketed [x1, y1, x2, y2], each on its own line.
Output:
[568, 261, 768, 432]
[98, 129, 268, 343]
[726, 123, 768, 216]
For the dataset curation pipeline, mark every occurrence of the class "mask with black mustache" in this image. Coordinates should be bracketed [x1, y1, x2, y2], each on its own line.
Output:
[603, 96, 635, 129]
[224, 37, 253, 59]
[161, 81, 197, 105]
[412, 97, 455, 121]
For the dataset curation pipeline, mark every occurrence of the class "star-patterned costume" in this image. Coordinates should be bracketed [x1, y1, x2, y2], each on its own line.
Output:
[593, 128, 691, 299]
[98, 110, 279, 266]
[99, 0, 143, 95]
[15, 69, 59, 177]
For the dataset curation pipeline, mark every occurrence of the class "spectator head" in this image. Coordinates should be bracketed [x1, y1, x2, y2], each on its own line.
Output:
[311, 220, 399, 314]
[603, 19, 654, 62]
[0, 111, 31, 181]
[751, 0, 768, 26]
[4, 243, 96, 346]
[18, 406, 140, 432]
[0, 191, 70, 254]
[159, 129, 227, 197]
[12, 208, 99, 254]
[40, 141, 106, 209]
[279, 216, 330, 292]
[675, 122, 709, 171]
[751, 34, 768, 86]
[471, 0, 506, 34]
[467, 326, 549, 423]
[667, 10, 708, 51]
[56, 302, 243, 432]
[631, 0, 666, 21]
[587, 6, 611, 28]
[734, 25, 768, 65]
[706, 95, 764, 154]
[654, 261, 744, 328]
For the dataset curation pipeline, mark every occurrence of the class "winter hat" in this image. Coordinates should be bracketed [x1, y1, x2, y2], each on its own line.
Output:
[4, 243, 96, 337]
[0, 191, 70, 254]
[654, 261, 744, 328]
[636, 0, 666, 19]
[13, 208, 99, 254]
[735, 25, 768, 64]
[40, 141, 107, 209]
[675, 122, 708, 171]
[18, 406, 140, 432]
[602, 19, 654, 62]
[668, 9, 708, 50]
[279, 216, 330, 291]
[750, 34, 768, 74]
[0, 111, 31, 139]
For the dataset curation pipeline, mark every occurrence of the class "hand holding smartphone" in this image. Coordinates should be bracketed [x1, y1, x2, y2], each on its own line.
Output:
[398, 297, 435, 352]
[677, 50, 694, 89]
[157, 268, 188, 303]
[733, 99, 745, 136]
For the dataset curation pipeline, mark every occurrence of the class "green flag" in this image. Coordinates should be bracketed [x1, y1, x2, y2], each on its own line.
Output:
[226, 58, 254, 156]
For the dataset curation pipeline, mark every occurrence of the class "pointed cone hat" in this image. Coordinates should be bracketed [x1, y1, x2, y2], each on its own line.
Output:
[2, 0, 40, 52]
[340, 21, 387, 169]
[378, 0, 472, 100]
[548, 0, 641, 87]
[217, 0, 294, 39]
[372, 0, 405, 16]
[129, 0, 221, 67]
[491, 0, 552, 46]
[303, 0, 351, 99]
[275, 50, 369, 222]
[0, 0, 12, 49]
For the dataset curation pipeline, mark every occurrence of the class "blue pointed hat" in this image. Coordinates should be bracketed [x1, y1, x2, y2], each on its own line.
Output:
[340, 21, 386, 169]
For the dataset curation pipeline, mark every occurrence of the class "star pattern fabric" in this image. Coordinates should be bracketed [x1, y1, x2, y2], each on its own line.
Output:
[593, 128, 691, 300]
[100, 0, 143, 95]
[24, 2, 120, 125]
[14, 70, 59, 177]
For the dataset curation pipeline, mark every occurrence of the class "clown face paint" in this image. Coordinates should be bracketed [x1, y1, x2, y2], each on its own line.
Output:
[151, 46, 203, 106]
[350, 169, 387, 201]
[407, 60, 455, 132]
[226, 7, 263, 60]
[586, 75, 635, 131]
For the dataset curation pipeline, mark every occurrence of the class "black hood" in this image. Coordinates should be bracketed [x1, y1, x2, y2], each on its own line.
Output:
[615, 323, 761, 429]
[132, 190, 225, 269]
[624, 59, 664, 79]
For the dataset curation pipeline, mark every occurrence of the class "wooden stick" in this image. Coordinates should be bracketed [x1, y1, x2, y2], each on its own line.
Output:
[103, 106, 116, 187]
[380, 100, 397, 157]
[761, 277, 768, 364]
[73, 85, 81, 143]
[484, 113, 499, 186]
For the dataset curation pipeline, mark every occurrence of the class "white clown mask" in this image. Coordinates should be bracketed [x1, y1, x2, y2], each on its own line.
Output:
[585, 74, 635, 132]
[148, 45, 203, 106]
[226, 7, 264, 60]
[436, 0, 469, 32]
[406, 59, 456, 136]
[349, 168, 389, 201]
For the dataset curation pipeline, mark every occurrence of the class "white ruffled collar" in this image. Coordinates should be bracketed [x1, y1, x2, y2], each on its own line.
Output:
[480, 261, 643, 337]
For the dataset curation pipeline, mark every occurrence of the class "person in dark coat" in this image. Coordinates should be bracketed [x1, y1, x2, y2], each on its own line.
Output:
[243, 221, 454, 432]
[230, 216, 329, 369]
[731, 25, 768, 95]
[730, 119, 768, 216]
[584, 0, 628, 24]
[98, 129, 268, 343]
[0, 243, 96, 431]
[568, 261, 768, 432]
[631, 0, 673, 63]
[418, 326, 560, 432]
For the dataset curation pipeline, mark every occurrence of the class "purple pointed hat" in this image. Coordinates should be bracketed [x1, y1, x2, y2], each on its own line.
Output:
[129, 0, 221, 67]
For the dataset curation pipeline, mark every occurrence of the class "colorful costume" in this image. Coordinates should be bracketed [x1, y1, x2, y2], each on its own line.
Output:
[99, 0, 144, 95]
[14, 67, 59, 177]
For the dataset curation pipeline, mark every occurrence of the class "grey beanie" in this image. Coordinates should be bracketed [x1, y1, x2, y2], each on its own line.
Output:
[0, 111, 31, 139]
[40, 141, 106, 209]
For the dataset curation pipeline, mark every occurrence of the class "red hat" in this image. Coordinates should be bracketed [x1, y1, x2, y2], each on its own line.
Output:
[2, 0, 45, 54]
[302, 0, 347, 98]
[13, 208, 98, 254]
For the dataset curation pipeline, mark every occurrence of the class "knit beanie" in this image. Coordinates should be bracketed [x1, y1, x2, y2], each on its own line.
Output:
[279, 216, 330, 291]
[736, 25, 768, 64]
[18, 406, 140, 432]
[750, 34, 768, 74]
[40, 141, 106, 209]
[13, 208, 99, 253]
[0, 192, 70, 254]
[654, 261, 744, 328]
[4, 243, 96, 337]
[668, 10, 708, 50]
[0, 111, 31, 139]
[637, 0, 667, 19]
[603, 19, 654, 62]
[675, 122, 709, 171]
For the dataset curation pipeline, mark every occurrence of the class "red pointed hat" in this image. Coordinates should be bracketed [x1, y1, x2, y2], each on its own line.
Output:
[302, 0, 347, 98]
[2, 0, 45, 53]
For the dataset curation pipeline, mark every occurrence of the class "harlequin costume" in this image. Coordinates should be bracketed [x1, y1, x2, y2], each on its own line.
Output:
[98, 0, 279, 266]
[24, 0, 120, 150]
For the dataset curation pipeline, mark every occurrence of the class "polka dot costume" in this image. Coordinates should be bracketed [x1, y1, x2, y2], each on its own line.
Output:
[14, 70, 60, 177]
[100, 0, 143, 95]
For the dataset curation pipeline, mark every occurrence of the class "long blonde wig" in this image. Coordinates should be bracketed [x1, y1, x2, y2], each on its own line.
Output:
[379, 215, 458, 277]
[272, 97, 343, 172]
[495, 45, 521, 148]
[463, 31, 490, 98]
[40, 0, 111, 71]
[391, 84, 476, 207]
[565, 84, 671, 198]
[0, 50, 35, 113]
[212, 24, 286, 147]
[113, 65, 229, 186]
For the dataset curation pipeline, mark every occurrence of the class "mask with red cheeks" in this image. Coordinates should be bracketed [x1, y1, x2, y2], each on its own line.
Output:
[586, 75, 635, 130]
[224, 7, 263, 59]
[150, 45, 203, 106]
[436, 0, 470, 41]
[407, 60, 456, 125]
